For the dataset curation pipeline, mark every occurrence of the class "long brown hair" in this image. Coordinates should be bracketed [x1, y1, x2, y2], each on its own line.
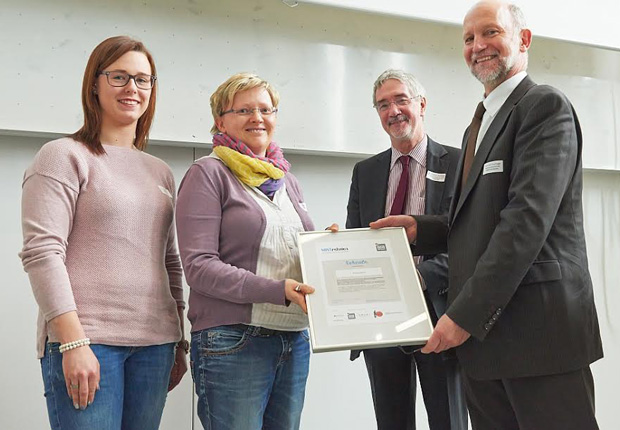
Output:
[71, 36, 157, 154]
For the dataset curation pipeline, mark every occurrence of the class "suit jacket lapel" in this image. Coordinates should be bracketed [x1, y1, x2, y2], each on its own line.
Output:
[449, 133, 467, 222]
[452, 76, 537, 223]
[367, 148, 391, 222]
[425, 137, 448, 215]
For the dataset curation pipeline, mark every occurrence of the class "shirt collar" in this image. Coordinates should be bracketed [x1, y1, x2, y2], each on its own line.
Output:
[390, 135, 428, 170]
[482, 71, 527, 118]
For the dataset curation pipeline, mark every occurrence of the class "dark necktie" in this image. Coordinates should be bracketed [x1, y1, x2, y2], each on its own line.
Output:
[461, 101, 486, 186]
[390, 155, 411, 215]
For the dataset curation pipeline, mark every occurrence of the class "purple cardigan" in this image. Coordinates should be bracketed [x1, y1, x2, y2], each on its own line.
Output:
[176, 156, 315, 333]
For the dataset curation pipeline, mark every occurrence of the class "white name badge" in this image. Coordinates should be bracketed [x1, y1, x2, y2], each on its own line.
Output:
[426, 171, 446, 182]
[483, 160, 504, 175]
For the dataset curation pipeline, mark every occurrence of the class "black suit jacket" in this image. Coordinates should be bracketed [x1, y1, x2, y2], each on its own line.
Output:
[415, 76, 603, 380]
[346, 137, 460, 362]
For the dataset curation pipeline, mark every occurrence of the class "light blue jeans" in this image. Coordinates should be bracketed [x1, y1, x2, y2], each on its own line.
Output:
[190, 325, 310, 430]
[41, 342, 175, 430]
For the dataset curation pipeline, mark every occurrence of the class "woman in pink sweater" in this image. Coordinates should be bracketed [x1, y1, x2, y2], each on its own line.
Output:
[20, 36, 187, 430]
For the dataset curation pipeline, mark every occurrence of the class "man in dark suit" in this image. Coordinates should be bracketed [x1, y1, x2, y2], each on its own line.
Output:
[372, 2, 603, 429]
[346, 69, 466, 430]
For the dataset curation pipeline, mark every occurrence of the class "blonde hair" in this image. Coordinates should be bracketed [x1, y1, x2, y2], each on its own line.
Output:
[210, 72, 280, 134]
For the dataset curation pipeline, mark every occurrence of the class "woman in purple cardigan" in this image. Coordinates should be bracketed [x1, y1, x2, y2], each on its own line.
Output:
[176, 73, 315, 430]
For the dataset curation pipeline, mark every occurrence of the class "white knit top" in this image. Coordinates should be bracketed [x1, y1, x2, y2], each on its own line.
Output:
[244, 182, 308, 331]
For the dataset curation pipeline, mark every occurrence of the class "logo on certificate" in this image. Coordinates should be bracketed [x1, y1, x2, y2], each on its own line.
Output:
[373, 310, 384, 318]
[375, 243, 387, 251]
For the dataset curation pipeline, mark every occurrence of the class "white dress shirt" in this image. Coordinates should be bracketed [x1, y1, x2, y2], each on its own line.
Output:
[475, 71, 528, 153]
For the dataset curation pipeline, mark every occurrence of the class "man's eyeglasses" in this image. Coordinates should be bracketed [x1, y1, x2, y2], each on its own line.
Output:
[98, 71, 157, 90]
[220, 107, 278, 117]
[375, 96, 420, 112]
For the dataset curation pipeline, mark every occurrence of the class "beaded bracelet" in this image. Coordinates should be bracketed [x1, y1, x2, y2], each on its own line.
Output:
[59, 338, 91, 353]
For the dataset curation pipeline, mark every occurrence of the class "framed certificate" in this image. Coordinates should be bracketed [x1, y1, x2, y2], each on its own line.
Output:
[298, 227, 433, 353]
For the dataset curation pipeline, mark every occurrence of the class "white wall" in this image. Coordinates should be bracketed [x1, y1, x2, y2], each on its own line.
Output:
[2, 0, 620, 162]
[4, 140, 620, 430]
[300, 0, 620, 50]
[581, 170, 620, 423]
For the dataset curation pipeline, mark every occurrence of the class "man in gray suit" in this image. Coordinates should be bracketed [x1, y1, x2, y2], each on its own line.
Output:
[372, 2, 603, 429]
[347, 69, 467, 430]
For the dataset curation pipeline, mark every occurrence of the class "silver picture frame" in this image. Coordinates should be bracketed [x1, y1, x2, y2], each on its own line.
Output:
[298, 227, 433, 353]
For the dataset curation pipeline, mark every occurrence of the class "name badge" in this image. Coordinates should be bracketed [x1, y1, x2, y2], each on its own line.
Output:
[483, 160, 503, 175]
[426, 171, 446, 182]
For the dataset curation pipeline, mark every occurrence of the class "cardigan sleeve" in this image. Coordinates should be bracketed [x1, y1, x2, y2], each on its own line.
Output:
[164, 173, 185, 308]
[176, 162, 286, 306]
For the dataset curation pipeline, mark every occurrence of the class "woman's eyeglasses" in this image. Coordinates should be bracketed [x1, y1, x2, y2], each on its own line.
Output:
[98, 71, 157, 90]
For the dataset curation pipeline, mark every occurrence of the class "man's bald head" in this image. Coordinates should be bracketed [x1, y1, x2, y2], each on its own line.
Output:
[462, 1, 532, 94]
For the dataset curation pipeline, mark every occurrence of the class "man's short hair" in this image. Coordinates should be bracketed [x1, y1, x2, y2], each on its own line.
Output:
[508, 3, 527, 32]
[372, 69, 426, 107]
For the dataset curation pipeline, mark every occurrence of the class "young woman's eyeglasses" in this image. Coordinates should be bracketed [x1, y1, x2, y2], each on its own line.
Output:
[220, 107, 278, 117]
[98, 71, 157, 90]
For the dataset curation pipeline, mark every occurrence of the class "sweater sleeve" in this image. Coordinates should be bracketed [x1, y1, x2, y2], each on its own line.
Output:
[166, 175, 185, 308]
[176, 162, 285, 306]
[20, 166, 80, 322]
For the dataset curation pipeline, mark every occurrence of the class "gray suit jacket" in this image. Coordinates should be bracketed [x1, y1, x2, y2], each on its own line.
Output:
[346, 137, 460, 360]
[415, 76, 603, 379]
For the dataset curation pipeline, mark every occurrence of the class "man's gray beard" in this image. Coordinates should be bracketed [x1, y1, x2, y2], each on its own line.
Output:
[471, 60, 509, 87]
[390, 126, 414, 141]
[389, 117, 414, 140]
[470, 45, 519, 88]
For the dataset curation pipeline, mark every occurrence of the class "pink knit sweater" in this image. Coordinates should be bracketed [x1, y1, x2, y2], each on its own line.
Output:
[20, 138, 184, 358]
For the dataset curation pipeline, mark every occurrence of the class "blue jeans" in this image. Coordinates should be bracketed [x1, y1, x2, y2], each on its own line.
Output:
[191, 325, 310, 430]
[41, 342, 175, 430]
